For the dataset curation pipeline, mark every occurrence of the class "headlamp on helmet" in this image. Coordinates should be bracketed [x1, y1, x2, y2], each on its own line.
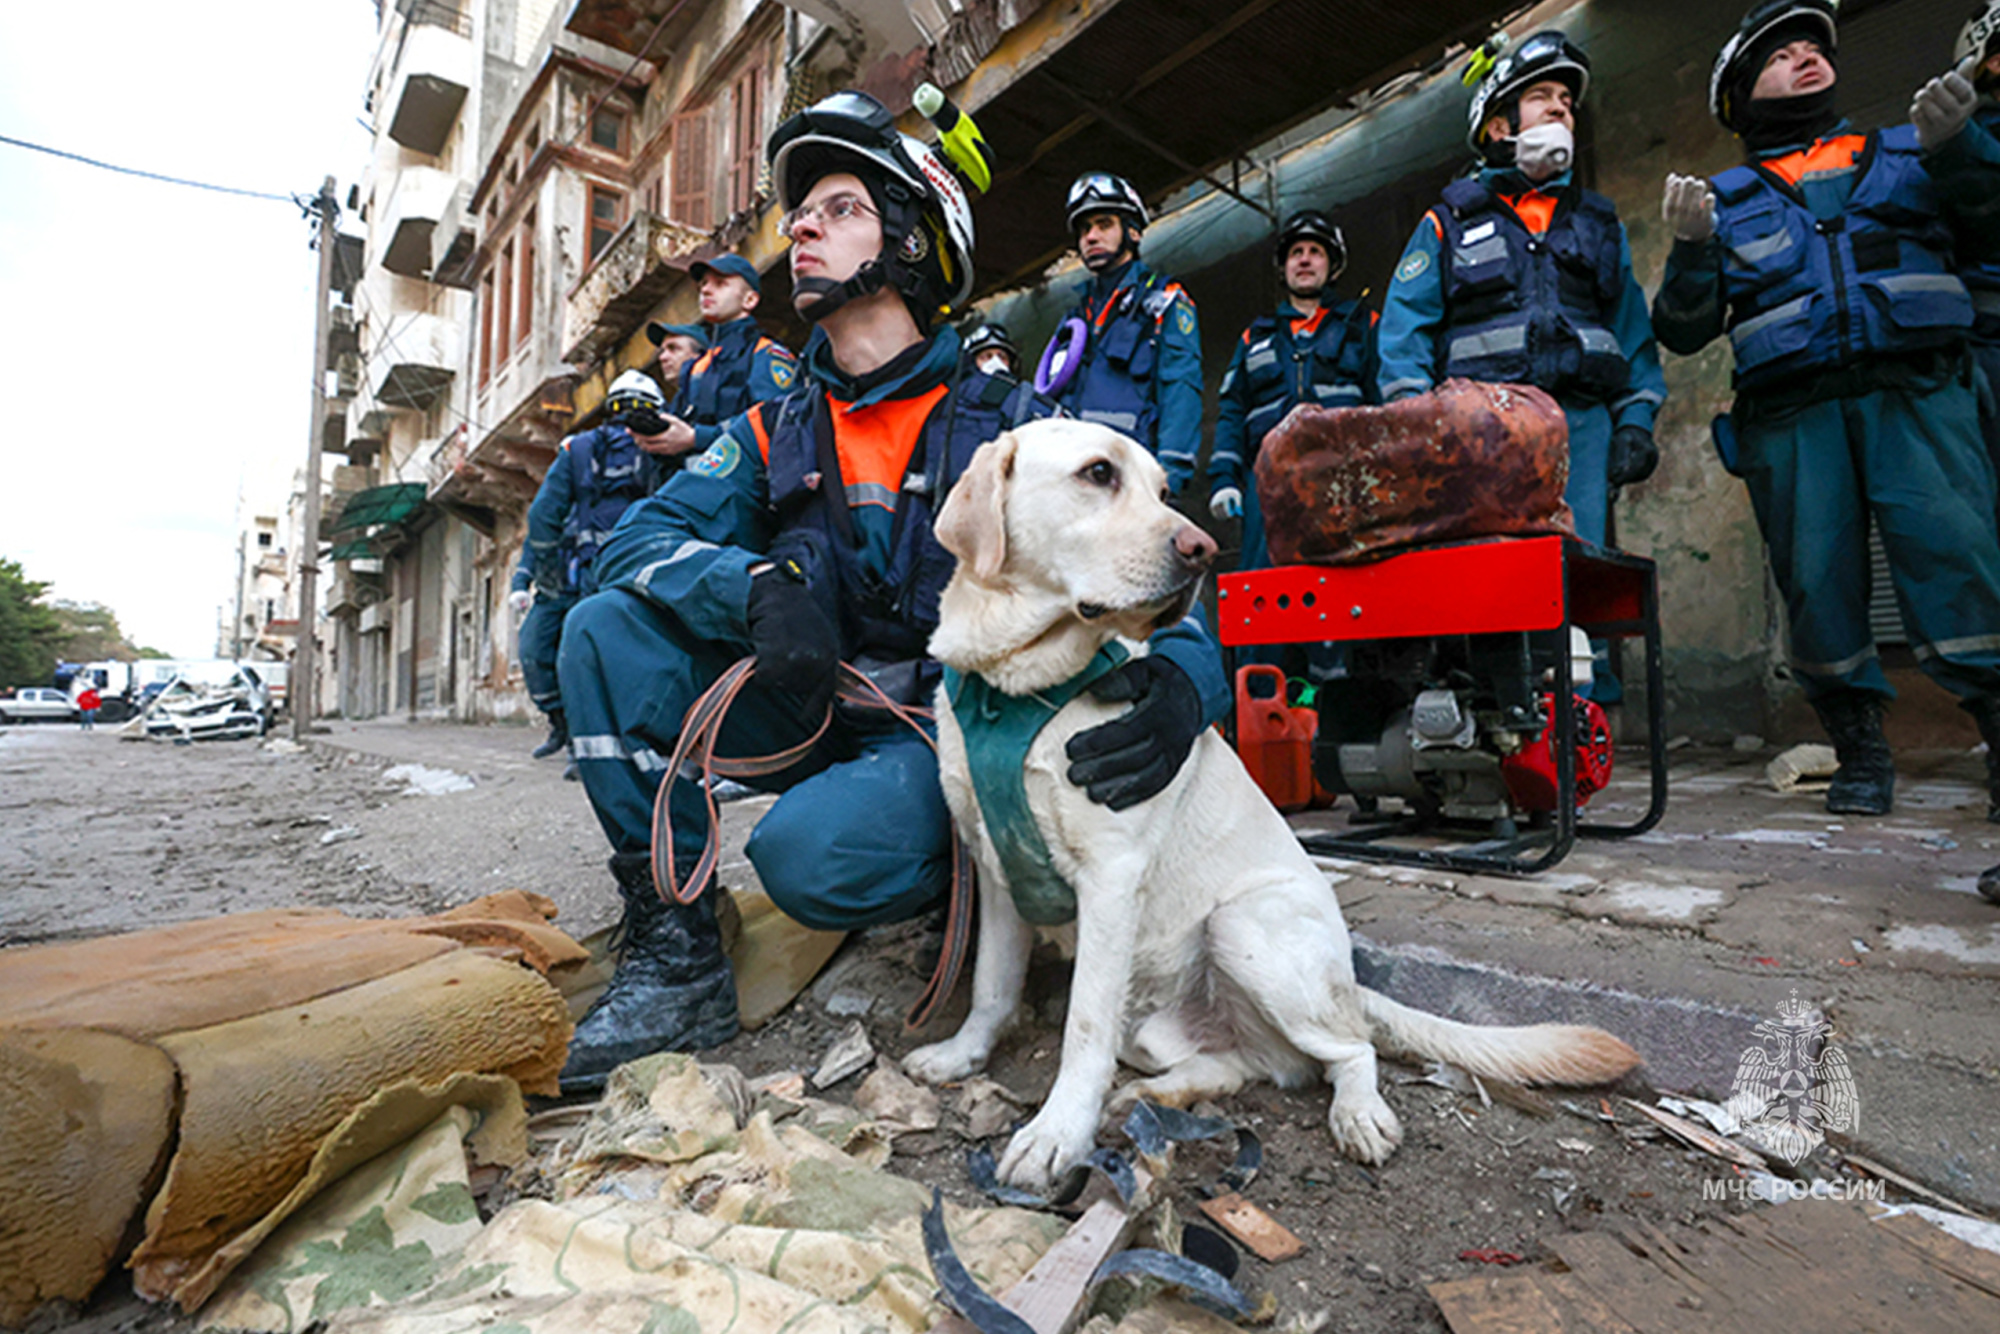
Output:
[766, 89, 977, 326]
[1466, 30, 1591, 156]
[604, 368, 669, 435]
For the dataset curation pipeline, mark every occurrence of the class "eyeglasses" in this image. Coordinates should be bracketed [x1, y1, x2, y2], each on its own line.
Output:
[779, 193, 879, 238]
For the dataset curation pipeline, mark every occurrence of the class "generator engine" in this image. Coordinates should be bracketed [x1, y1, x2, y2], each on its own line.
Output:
[1311, 631, 1612, 827]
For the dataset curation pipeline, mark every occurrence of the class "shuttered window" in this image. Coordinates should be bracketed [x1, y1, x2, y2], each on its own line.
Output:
[514, 209, 535, 350]
[730, 63, 764, 216]
[671, 105, 714, 230]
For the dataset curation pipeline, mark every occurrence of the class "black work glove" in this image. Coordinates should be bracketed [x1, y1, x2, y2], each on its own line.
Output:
[1606, 425, 1659, 488]
[1065, 657, 1205, 811]
[746, 563, 840, 715]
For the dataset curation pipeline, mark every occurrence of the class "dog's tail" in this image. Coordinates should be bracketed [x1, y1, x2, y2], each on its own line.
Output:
[1359, 989, 1640, 1087]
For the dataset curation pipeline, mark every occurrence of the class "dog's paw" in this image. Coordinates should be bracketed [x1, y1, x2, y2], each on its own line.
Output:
[1330, 1093, 1403, 1166]
[997, 1108, 1097, 1192]
[902, 1039, 988, 1085]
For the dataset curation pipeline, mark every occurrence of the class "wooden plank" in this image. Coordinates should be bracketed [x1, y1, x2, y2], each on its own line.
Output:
[1622, 1218, 1823, 1330]
[1752, 1202, 2000, 1327]
[1428, 1273, 1573, 1333]
[1843, 1151, 1991, 1220]
[1618, 1099, 1767, 1170]
[1196, 1193, 1303, 1262]
[932, 1168, 1152, 1334]
[1872, 1212, 2000, 1300]
[1535, 1271, 1648, 1333]
[1428, 1269, 1650, 1333]
[1450, 1205, 2000, 1333]
[1548, 1231, 1755, 1332]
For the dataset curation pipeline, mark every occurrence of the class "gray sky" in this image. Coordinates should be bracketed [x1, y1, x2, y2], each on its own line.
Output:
[0, 2, 380, 658]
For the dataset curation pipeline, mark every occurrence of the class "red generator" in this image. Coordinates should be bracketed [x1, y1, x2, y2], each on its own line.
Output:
[1220, 536, 1667, 875]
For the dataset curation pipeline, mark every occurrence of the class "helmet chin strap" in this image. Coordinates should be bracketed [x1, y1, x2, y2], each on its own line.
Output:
[795, 256, 890, 323]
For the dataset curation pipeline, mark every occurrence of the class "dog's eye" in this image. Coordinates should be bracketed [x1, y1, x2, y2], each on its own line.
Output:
[1081, 460, 1118, 489]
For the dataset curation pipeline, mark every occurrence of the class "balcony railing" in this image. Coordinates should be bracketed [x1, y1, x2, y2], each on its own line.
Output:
[379, 166, 461, 278]
[370, 311, 460, 411]
[562, 211, 712, 365]
[397, 0, 471, 38]
[386, 14, 471, 155]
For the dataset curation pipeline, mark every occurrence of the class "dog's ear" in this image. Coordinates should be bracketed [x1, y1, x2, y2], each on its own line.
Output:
[937, 432, 1016, 582]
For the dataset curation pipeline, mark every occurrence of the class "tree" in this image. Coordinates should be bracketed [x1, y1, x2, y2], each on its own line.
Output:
[0, 559, 64, 688]
[51, 600, 135, 663]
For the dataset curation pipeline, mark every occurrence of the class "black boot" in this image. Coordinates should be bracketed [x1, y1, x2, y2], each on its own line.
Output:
[1959, 695, 2000, 823]
[532, 709, 569, 759]
[1811, 690, 1895, 816]
[559, 852, 739, 1094]
[1979, 864, 2000, 905]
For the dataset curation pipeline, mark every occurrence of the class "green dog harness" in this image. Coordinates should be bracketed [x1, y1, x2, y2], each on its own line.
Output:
[943, 644, 1130, 925]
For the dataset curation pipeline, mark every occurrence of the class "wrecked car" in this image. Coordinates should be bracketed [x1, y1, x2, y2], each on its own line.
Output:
[139, 664, 273, 742]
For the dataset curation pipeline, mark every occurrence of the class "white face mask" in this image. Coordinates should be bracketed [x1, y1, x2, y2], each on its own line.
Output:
[975, 351, 1012, 377]
[1513, 121, 1574, 182]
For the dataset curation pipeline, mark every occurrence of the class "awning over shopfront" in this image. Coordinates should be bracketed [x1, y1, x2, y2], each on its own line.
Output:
[327, 539, 380, 562]
[328, 483, 428, 533]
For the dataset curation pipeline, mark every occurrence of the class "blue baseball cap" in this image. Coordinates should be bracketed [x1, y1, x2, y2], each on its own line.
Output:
[645, 320, 709, 346]
[689, 253, 761, 294]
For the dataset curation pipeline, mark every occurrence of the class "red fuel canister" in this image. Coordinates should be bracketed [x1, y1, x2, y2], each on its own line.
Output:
[1235, 664, 1315, 813]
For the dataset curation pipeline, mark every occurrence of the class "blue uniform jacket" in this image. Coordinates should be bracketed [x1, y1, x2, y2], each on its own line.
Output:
[1654, 121, 2000, 377]
[670, 315, 800, 456]
[1376, 167, 1664, 432]
[510, 431, 607, 596]
[1054, 259, 1205, 494]
[593, 326, 1232, 723]
[1210, 298, 1377, 498]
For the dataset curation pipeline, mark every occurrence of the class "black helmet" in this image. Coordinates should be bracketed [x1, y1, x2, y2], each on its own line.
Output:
[1273, 209, 1347, 279]
[963, 322, 1017, 363]
[1710, 1, 1839, 132]
[1064, 171, 1149, 234]
[766, 90, 976, 322]
[1466, 30, 1591, 153]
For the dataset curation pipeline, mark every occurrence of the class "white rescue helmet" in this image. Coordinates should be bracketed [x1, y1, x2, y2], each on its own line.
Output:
[604, 368, 666, 416]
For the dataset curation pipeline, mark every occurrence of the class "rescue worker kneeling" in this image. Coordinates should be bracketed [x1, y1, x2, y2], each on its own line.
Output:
[1654, 0, 2000, 819]
[554, 90, 1230, 1092]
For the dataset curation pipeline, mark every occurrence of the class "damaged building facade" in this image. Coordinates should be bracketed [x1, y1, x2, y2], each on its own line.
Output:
[269, 0, 1981, 747]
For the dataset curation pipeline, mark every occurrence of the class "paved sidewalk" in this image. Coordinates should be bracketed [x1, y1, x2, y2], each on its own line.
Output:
[309, 717, 2000, 1209]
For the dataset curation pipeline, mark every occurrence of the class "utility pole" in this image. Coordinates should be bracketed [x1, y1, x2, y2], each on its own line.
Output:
[294, 176, 338, 740]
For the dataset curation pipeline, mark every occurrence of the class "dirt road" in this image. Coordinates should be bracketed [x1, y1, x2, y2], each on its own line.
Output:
[5, 719, 1999, 1333]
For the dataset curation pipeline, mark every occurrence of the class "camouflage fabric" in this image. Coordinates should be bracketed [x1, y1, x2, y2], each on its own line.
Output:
[1254, 379, 1576, 565]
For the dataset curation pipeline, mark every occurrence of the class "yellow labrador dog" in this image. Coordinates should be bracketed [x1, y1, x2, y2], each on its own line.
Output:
[904, 419, 1641, 1192]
